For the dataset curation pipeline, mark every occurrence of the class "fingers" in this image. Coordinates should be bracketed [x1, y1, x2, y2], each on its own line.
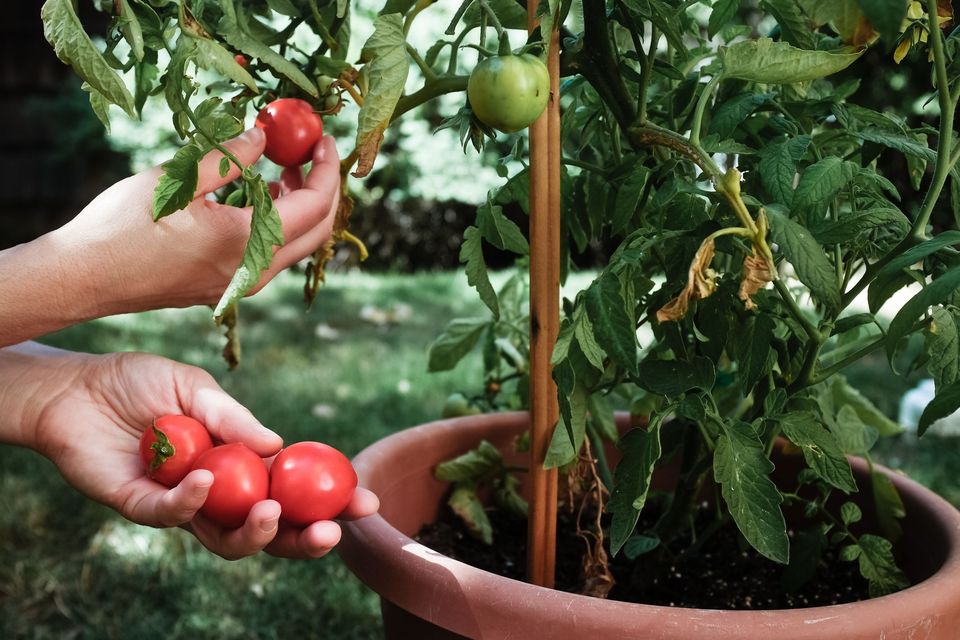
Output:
[195, 128, 267, 197]
[121, 469, 213, 527]
[337, 488, 381, 521]
[178, 370, 283, 457]
[266, 520, 342, 559]
[280, 165, 304, 194]
[273, 136, 340, 242]
[189, 500, 282, 561]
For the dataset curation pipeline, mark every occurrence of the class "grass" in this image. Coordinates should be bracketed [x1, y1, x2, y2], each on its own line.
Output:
[2, 269, 959, 639]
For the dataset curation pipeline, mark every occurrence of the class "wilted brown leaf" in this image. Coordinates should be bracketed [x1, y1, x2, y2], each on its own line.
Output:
[656, 238, 717, 322]
[739, 248, 775, 310]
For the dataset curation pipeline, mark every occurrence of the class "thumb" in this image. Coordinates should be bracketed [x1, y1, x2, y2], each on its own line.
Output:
[194, 128, 267, 197]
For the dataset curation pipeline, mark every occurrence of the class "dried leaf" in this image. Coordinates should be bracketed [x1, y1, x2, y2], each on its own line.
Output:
[657, 238, 717, 322]
[739, 249, 775, 309]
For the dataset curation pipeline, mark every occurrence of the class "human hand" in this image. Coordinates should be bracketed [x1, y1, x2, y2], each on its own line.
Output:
[22, 347, 377, 560]
[63, 128, 339, 315]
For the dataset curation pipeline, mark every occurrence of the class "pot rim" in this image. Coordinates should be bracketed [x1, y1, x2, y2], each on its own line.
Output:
[341, 411, 960, 637]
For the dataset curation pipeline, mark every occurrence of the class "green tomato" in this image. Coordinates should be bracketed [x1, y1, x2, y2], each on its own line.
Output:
[442, 393, 482, 418]
[467, 54, 550, 133]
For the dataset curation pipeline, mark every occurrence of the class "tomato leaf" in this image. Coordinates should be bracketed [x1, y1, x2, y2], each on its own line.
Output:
[612, 167, 649, 234]
[117, 0, 145, 61]
[608, 412, 668, 556]
[636, 356, 716, 397]
[81, 82, 112, 133]
[189, 35, 259, 92]
[919, 379, 960, 437]
[779, 413, 856, 493]
[584, 273, 638, 375]
[886, 268, 960, 364]
[855, 534, 909, 597]
[41, 0, 136, 116]
[435, 440, 504, 482]
[868, 231, 960, 313]
[714, 419, 789, 564]
[719, 38, 863, 84]
[477, 195, 529, 255]
[709, 0, 740, 38]
[792, 157, 859, 224]
[213, 175, 285, 321]
[709, 92, 774, 139]
[925, 308, 960, 391]
[856, 0, 909, 42]
[761, 0, 817, 49]
[353, 14, 409, 178]
[767, 209, 842, 313]
[448, 485, 493, 544]
[428, 318, 489, 372]
[758, 135, 811, 205]
[152, 144, 204, 220]
[460, 226, 500, 319]
[545, 383, 588, 468]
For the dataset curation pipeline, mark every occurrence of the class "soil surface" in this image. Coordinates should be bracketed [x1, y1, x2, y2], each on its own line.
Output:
[416, 502, 874, 610]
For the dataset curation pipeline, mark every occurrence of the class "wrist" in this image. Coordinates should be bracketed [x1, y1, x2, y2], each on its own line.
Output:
[0, 343, 90, 452]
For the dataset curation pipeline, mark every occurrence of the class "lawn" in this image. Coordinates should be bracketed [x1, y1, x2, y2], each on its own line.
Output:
[2, 269, 958, 639]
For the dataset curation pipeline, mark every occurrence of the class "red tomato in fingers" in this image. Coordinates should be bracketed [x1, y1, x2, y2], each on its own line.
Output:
[139, 415, 213, 488]
[191, 443, 270, 528]
[254, 98, 323, 168]
[270, 442, 357, 526]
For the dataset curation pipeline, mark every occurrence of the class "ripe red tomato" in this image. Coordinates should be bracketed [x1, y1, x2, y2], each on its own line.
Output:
[191, 443, 270, 528]
[270, 442, 357, 526]
[139, 415, 213, 488]
[234, 54, 249, 68]
[254, 98, 323, 167]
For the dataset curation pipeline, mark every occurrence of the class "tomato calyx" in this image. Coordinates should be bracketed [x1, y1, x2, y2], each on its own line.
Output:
[148, 422, 176, 472]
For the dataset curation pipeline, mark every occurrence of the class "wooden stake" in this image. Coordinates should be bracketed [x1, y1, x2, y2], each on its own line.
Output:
[526, 14, 561, 589]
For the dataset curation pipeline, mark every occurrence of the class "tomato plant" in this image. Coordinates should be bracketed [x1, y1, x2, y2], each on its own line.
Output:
[191, 443, 269, 529]
[270, 442, 357, 526]
[139, 415, 213, 488]
[255, 98, 324, 168]
[467, 54, 550, 133]
[441, 392, 482, 419]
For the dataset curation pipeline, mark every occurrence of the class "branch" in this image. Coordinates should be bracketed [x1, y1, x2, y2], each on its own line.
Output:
[392, 75, 470, 121]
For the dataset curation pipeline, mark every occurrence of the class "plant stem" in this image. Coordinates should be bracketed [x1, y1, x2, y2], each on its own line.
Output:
[806, 336, 887, 387]
[689, 74, 720, 149]
[406, 44, 438, 81]
[774, 279, 820, 342]
[477, 0, 505, 41]
[391, 75, 470, 121]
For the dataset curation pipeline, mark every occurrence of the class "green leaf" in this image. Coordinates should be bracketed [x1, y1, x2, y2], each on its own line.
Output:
[719, 38, 863, 84]
[353, 13, 409, 178]
[781, 528, 822, 593]
[435, 441, 504, 482]
[792, 157, 859, 223]
[636, 356, 716, 397]
[584, 274, 638, 375]
[736, 315, 775, 395]
[545, 384, 588, 468]
[841, 502, 863, 525]
[217, 1, 317, 96]
[623, 534, 661, 560]
[428, 318, 488, 372]
[588, 394, 618, 442]
[868, 231, 960, 313]
[871, 468, 905, 540]
[41, 0, 136, 116]
[448, 485, 493, 544]
[612, 167, 649, 234]
[919, 379, 960, 437]
[152, 144, 204, 221]
[213, 176, 284, 320]
[714, 419, 789, 564]
[608, 414, 667, 556]
[810, 206, 909, 246]
[832, 405, 880, 455]
[117, 0, 144, 61]
[189, 36, 259, 92]
[460, 227, 500, 319]
[477, 196, 529, 255]
[709, 0, 740, 38]
[926, 308, 960, 391]
[856, 0, 909, 42]
[493, 474, 528, 517]
[758, 135, 811, 205]
[855, 534, 909, 597]
[767, 209, 842, 313]
[81, 82, 111, 133]
[709, 92, 774, 139]
[886, 268, 960, 363]
[829, 376, 901, 436]
[762, 0, 817, 49]
[779, 413, 857, 492]
[857, 127, 937, 164]
[574, 308, 607, 371]
[831, 313, 876, 336]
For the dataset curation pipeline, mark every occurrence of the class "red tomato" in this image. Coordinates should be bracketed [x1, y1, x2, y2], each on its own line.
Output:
[139, 415, 213, 488]
[254, 98, 323, 168]
[191, 443, 270, 528]
[234, 54, 249, 68]
[270, 442, 357, 526]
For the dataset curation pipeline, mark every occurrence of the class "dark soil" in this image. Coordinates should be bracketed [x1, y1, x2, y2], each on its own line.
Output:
[415, 502, 873, 610]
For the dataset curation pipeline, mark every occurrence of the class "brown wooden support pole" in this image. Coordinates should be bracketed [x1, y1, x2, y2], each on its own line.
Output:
[526, 13, 562, 588]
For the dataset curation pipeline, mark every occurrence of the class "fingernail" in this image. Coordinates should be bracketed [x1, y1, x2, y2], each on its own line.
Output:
[315, 136, 337, 162]
[260, 516, 280, 533]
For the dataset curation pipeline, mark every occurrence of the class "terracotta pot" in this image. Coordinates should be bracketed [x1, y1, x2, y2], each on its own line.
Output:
[340, 412, 960, 639]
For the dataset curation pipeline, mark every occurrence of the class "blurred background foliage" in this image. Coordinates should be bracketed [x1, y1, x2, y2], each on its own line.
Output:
[3, 0, 960, 638]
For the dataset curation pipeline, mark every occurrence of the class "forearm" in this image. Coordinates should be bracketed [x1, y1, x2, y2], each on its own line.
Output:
[0, 342, 85, 450]
[0, 229, 104, 346]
